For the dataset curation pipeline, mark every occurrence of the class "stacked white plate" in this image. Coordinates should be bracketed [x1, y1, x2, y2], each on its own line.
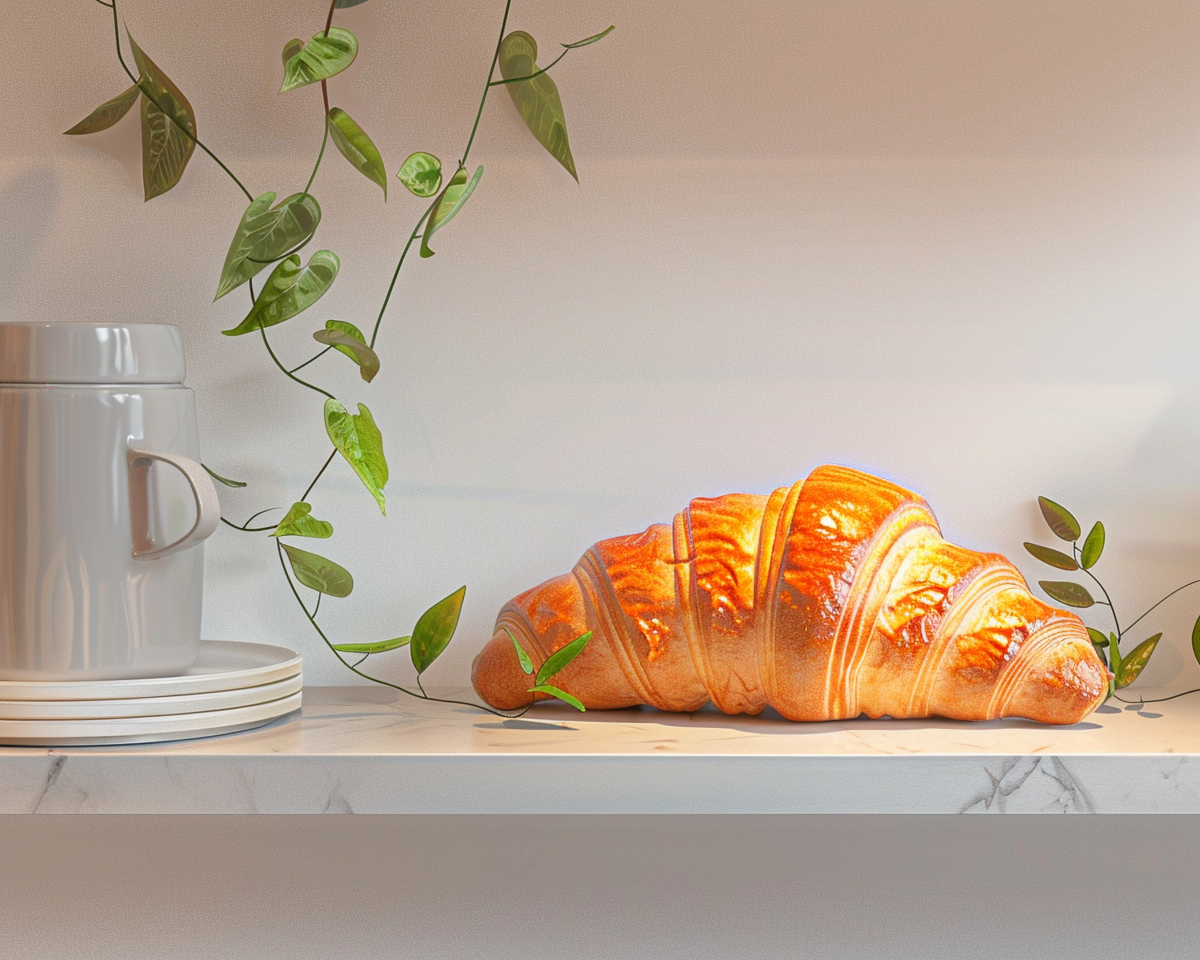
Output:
[0, 641, 302, 746]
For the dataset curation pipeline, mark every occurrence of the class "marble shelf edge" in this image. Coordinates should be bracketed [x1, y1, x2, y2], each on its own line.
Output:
[0, 686, 1196, 815]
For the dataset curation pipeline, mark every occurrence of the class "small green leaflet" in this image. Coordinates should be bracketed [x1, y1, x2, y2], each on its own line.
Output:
[503, 627, 534, 675]
[327, 108, 387, 198]
[562, 25, 615, 49]
[1038, 580, 1094, 608]
[536, 630, 592, 685]
[332, 636, 411, 654]
[1193, 614, 1200, 667]
[281, 28, 359, 93]
[223, 250, 340, 336]
[334, 0, 373, 7]
[410, 586, 466, 674]
[1109, 631, 1122, 681]
[1116, 633, 1161, 689]
[1080, 521, 1105, 570]
[281, 542, 353, 597]
[313, 321, 380, 382]
[529, 684, 585, 712]
[1023, 542, 1078, 571]
[64, 84, 139, 135]
[1038, 496, 1081, 542]
[324, 399, 388, 514]
[202, 463, 246, 488]
[498, 30, 577, 181]
[419, 165, 483, 258]
[270, 501, 333, 539]
[397, 152, 442, 198]
[215, 192, 322, 300]
[1086, 627, 1109, 648]
[128, 33, 197, 201]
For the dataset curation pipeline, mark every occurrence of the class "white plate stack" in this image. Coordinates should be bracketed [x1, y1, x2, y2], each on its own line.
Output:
[0, 641, 302, 746]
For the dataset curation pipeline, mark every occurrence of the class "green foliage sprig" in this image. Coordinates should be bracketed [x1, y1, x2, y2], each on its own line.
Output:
[1026, 495, 1200, 707]
[69, 0, 612, 715]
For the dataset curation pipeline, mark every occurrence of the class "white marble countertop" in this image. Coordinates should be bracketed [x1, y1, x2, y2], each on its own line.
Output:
[2, 686, 1199, 814]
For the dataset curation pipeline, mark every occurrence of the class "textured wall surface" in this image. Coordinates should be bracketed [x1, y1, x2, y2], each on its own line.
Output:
[5, 0, 1200, 687]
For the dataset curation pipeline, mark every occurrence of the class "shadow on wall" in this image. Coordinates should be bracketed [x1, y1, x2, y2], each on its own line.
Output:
[0, 166, 61, 309]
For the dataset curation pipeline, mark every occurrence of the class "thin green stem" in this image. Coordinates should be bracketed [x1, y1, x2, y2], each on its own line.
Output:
[460, 0, 513, 168]
[301, 449, 337, 502]
[1115, 688, 1200, 705]
[488, 47, 570, 86]
[368, 197, 438, 348]
[289, 346, 333, 374]
[1122, 579, 1200, 636]
[257, 318, 334, 400]
[221, 506, 284, 532]
[1074, 544, 1122, 639]
[304, 122, 329, 197]
[312, 591, 322, 620]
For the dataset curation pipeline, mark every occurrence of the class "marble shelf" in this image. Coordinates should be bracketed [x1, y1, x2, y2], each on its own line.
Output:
[1, 686, 1199, 814]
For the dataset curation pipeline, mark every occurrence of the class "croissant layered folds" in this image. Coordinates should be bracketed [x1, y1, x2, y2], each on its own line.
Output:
[473, 465, 1109, 724]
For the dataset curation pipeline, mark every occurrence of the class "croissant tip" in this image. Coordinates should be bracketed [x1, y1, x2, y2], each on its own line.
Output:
[472, 629, 536, 711]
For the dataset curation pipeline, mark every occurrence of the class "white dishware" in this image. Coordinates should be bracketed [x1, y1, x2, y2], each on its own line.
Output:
[0, 672, 303, 721]
[0, 690, 303, 746]
[0, 322, 220, 680]
[0, 640, 301, 701]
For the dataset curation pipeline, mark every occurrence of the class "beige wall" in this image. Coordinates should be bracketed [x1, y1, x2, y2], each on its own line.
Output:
[5, 1, 1200, 686]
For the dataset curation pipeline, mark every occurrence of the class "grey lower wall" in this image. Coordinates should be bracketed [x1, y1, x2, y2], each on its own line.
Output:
[1, 816, 1195, 959]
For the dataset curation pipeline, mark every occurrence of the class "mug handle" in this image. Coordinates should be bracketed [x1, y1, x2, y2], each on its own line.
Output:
[127, 444, 222, 561]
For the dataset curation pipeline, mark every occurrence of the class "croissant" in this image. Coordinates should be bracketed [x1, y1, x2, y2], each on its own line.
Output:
[472, 465, 1109, 724]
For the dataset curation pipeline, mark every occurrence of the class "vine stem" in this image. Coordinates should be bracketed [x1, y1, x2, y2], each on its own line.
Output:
[1121, 578, 1200, 636]
[488, 47, 570, 86]
[460, 0, 514, 168]
[108, 0, 253, 202]
[1074, 543, 1123, 640]
[256, 317, 334, 400]
[1116, 688, 1200, 706]
[301, 449, 337, 502]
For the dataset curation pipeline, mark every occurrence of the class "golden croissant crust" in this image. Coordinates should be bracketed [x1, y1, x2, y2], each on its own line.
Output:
[472, 465, 1109, 724]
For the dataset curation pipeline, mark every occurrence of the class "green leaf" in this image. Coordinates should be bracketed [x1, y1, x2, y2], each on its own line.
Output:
[281, 27, 358, 93]
[215, 191, 322, 300]
[202, 463, 246, 488]
[1086, 627, 1109, 648]
[331, 636, 411, 654]
[324, 398, 388, 514]
[504, 627, 534, 675]
[1023, 542, 1078, 571]
[281, 542, 353, 597]
[334, 0, 373, 6]
[419, 165, 483, 258]
[1038, 496, 1081, 542]
[282, 38, 305, 66]
[397, 151, 442, 198]
[1039, 580, 1095, 608]
[529, 684, 585, 712]
[128, 33, 197, 201]
[223, 250, 340, 336]
[1116, 633, 1161, 689]
[1192, 615, 1200, 667]
[269, 501, 333, 539]
[1109, 632, 1122, 680]
[562, 25, 616, 49]
[536, 630, 593, 685]
[1080, 521, 1105, 570]
[64, 84, 139, 135]
[313, 324, 380, 382]
[410, 586, 466, 674]
[327, 108, 387, 198]
[498, 31, 578, 181]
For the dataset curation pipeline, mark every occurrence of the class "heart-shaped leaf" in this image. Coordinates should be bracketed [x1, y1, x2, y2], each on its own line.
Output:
[332, 636, 411, 654]
[64, 84, 139, 135]
[281, 27, 358, 93]
[503, 627, 534, 675]
[1023, 542, 1078, 571]
[129, 33, 197, 200]
[529, 683, 585, 712]
[282, 38, 305, 66]
[1080, 521, 1105, 570]
[270, 501, 333, 539]
[327, 108, 387, 197]
[536, 630, 593, 685]
[1086, 627, 1109, 648]
[410, 585, 466, 674]
[223, 250, 340, 336]
[215, 192, 322, 300]
[1116, 633, 1161, 689]
[313, 327, 379, 382]
[397, 151, 442, 198]
[202, 463, 247, 488]
[498, 31, 577, 181]
[1038, 496, 1081, 542]
[324, 398, 387, 513]
[1039, 580, 1094, 608]
[562, 25, 615, 49]
[281, 542, 353, 597]
[419, 165, 483, 258]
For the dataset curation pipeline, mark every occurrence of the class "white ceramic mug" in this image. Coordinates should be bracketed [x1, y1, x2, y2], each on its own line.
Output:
[0, 323, 220, 680]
